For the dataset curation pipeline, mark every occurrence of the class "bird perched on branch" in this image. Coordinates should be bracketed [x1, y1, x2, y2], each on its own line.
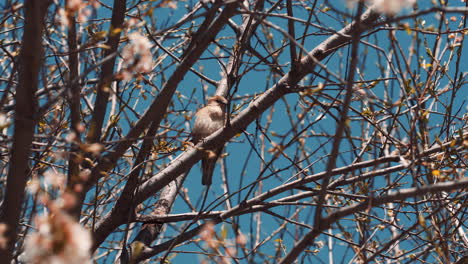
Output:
[191, 95, 228, 185]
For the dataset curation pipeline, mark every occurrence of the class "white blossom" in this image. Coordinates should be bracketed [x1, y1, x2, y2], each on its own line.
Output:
[43, 170, 66, 189]
[373, 0, 416, 15]
[121, 32, 153, 80]
[23, 209, 92, 264]
[347, 0, 416, 15]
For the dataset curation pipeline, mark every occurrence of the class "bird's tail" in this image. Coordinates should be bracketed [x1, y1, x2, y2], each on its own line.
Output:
[201, 156, 216, 185]
[202, 148, 222, 185]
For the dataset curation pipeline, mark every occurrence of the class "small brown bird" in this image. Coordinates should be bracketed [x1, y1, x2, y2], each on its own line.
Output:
[191, 95, 228, 185]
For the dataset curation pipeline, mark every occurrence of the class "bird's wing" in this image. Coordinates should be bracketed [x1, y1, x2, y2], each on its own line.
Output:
[191, 109, 207, 143]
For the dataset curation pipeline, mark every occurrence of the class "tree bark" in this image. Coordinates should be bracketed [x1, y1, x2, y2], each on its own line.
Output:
[0, 1, 50, 262]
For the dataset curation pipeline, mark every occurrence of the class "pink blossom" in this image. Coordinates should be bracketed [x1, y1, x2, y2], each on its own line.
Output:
[121, 32, 153, 80]
[347, 0, 416, 15]
[57, 8, 69, 28]
[373, 0, 416, 15]
[43, 170, 66, 189]
[236, 232, 247, 247]
[23, 208, 92, 264]
[27, 178, 41, 195]
[59, 0, 100, 28]
[67, 0, 83, 11]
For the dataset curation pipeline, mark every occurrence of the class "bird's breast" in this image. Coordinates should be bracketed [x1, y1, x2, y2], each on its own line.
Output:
[193, 106, 225, 137]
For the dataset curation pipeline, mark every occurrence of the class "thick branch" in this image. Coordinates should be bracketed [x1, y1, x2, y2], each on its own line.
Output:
[0, 1, 50, 261]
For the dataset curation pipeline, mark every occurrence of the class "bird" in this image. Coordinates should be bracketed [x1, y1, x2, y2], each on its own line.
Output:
[191, 95, 228, 185]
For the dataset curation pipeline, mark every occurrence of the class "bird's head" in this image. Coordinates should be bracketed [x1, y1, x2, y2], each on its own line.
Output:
[207, 95, 228, 106]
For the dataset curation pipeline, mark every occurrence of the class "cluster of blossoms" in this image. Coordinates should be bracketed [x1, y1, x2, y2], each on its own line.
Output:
[58, 0, 100, 27]
[160, 0, 177, 9]
[16, 120, 101, 264]
[199, 222, 247, 263]
[58, 1, 154, 81]
[23, 202, 92, 264]
[347, 0, 416, 15]
[120, 32, 153, 80]
[22, 167, 92, 263]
